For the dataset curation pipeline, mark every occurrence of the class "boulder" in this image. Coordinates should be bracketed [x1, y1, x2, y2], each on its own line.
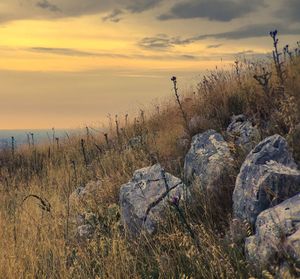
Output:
[227, 114, 260, 151]
[184, 130, 233, 190]
[233, 135, 300, 226]
[246, 193, 300, 268]
[119, 164, 187, 236]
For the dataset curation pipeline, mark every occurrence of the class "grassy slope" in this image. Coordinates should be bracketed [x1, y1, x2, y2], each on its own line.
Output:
[0, 54, 300, 278]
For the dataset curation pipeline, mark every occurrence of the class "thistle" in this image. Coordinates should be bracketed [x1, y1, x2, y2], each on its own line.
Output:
[270, 30, 285, 84]
[171, 76, 190, 133]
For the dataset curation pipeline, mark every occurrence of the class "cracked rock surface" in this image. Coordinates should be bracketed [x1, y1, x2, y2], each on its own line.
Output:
[233, 134, 300, 226]
[246, 193, 300, 268]
[119, 164, 187, 236]
[184, 129, 233, 191]
[227, 114, 260, 151]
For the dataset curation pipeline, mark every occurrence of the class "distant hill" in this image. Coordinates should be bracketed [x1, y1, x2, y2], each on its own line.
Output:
[0, 129, 77, 149]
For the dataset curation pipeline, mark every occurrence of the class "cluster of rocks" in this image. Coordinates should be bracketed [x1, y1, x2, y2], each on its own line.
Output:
[70, 114, 300, 273]
[232, 134, 300, 272]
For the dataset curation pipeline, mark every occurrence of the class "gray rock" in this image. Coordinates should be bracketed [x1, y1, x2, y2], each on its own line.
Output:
[119, 164, 187, 236]
[69, 180, 101, 211]
[77, 224, 95, 240]
[285, 228, 300, 263]
[233, 135, 300, 226]
[69, 182, 101, 241]
[184, 130, 233, 190]
[246, 193, 300, 268]
[227, 114, 260, 151]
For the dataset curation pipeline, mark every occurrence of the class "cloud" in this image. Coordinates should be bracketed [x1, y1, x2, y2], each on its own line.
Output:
[102, 9, 123, 23]
[36, 0, 61, 12]
[138, 23, 300, 52]
[138, 34, 191, 50]
[193, 23, 300, 40]
[276, 0, 300, 22]
[207, 44, 223, 49]
[126, 0, 163, 13]
[29, 47, 98, 56]
[158, 0, 265, 22]
[0, 0, 163, 24]
[26, 46, 196, 60]
[101, 0, 163, 23]
[26, 45, 264, 61]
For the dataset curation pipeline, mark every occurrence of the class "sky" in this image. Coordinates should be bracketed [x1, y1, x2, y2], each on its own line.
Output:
[0, 0, 299, 129]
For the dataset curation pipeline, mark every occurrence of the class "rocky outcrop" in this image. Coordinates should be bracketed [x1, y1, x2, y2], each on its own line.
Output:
[69, 181, 101, 241]
[246, 193, 300, 269]
[227, 114, 260, 151]
[184, 130, 233, 190]
[233, 135, 300, 226]
[119, 164, 187, 236]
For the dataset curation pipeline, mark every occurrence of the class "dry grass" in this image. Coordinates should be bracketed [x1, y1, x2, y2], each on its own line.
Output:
[0, 52, 299, 278]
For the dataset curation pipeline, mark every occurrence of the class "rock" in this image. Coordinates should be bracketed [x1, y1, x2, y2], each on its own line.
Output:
[69, 182, 101, 241]
[69, 180, 101, 211]
[284, 228, 300, 263]
[75, 212, 98, 241]
[184, 130, 233, 190]
[77, 224, 95, 240]
[233, 135, 300, 226]
[245, 193, 300, 268]
[227, 114, 260, 151]
[119, 164, 187, 236]
[289, 123, 300, 163]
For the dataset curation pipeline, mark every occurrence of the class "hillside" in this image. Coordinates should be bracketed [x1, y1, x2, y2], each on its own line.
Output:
[1, 33, 300, 278]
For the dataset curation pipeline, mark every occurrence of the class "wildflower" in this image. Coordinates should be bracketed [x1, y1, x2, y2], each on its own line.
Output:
[171, 195, 180, 207]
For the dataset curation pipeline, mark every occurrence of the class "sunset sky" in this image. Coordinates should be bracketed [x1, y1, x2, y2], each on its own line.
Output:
[1, 0, 299, 129]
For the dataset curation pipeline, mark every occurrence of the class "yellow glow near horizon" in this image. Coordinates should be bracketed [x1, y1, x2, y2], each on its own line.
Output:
[0, 13, 270, 129]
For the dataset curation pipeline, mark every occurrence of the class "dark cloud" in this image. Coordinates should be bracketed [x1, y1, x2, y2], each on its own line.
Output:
[158, 0, 265, 22]
[138, 23, 300, 52]
[0, 0, 163, 23]
[36, 0, 61, 12]
[29, 47, 97, 56]
[26, 46, 197, 60]
[207, 44, 223, 49]
[126, 0, 163, 13]
[138, 34, 190, 50]
[28, 45, 263, 61]
[101, 0, 163, 23]
[276, 0, 300, 22]
[139, 34, 175, 50]
[193, 23, 300, 40]
[102, 9, 123, 23]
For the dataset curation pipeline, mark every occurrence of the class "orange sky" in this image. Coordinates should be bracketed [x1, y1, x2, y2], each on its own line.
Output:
[0, 0, 299, 129]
